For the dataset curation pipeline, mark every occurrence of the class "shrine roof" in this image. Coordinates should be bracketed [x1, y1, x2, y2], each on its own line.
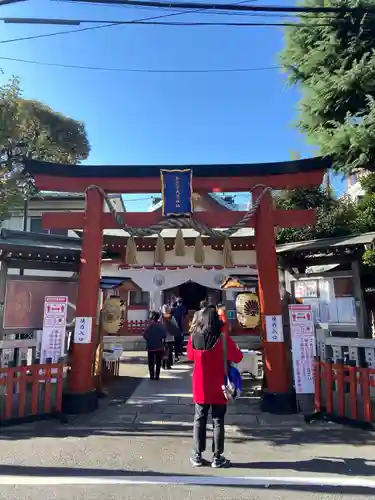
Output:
[0, 229, 82, 254]
[24, 156, 331, 179]
[276, 232, 375, 255]
[0, 229, 84, 270]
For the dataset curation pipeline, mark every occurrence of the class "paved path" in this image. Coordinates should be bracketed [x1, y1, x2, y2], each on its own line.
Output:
[1, 353, 375, 499]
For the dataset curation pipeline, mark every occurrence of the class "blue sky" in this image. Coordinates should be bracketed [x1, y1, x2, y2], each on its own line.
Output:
[0, 0, 345, 211]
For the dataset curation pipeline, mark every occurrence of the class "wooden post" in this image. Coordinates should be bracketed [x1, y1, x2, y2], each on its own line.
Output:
[63, 187, 104, 414]
[0, 260, 8, 341]
[254, 189, 295, 413]
[352, 260, 368, 338]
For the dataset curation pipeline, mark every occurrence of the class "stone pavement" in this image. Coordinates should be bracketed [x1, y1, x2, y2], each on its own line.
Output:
[80, 355, 307, 430]
[1, 352, 375, 499]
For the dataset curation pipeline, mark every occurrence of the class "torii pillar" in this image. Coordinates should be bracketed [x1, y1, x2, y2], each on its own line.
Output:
[254, 187, 293, 413]
[63, 187, 104, 414]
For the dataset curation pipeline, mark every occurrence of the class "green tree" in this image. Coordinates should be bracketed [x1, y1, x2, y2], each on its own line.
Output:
[280, 0, 375, 173]
[276, 186, 357, 244]
[0, 76, 90, 223]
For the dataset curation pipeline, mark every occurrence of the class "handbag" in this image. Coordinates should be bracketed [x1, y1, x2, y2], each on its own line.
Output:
[221, 333, 242, 401]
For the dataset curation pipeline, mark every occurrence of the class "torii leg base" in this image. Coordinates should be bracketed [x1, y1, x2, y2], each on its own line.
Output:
[62, 390, 99, 415]
[261, 390, 297, 415]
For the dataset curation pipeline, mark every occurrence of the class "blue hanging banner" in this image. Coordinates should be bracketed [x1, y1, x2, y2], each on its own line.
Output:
[161, 168, 193, 217]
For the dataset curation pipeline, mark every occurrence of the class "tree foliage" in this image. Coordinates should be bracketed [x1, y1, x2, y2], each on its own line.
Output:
[0, 76, 90, 223]
[275, 186, 358, 244]
[280, 0, 375, 173]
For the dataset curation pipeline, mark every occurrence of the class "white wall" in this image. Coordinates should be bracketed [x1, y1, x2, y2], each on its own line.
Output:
[1, 195, 125, 232]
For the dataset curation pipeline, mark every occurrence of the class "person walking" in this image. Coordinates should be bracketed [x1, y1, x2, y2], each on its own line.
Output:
[161, 304, 180, 370]
[172, 297, 187, 360]
[143, 311, 167, 380]
[187, 303, 243, 468]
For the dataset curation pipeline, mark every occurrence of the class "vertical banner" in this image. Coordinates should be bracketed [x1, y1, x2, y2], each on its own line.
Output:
[289, 304, 316, 394]
[161, 168, 193, 217]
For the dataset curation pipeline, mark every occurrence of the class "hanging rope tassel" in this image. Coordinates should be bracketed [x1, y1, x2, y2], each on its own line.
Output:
[155, 234, 166, 264]
[223, 237, 234, 268]
[125, 236, 138, 265]
[174, 228, 186, 256]
[194, 235, 205, 264]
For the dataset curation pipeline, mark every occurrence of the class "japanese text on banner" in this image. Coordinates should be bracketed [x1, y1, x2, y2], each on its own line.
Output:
[161, 169, 193, 217]
[74, 317, 92, 344]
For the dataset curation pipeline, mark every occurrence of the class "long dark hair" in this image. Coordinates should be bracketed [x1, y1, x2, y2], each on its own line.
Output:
[195, 306, 221, 336]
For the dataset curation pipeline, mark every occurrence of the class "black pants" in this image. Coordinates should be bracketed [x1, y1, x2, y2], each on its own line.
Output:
[147, 351, 163, 379]
[162, 343, 174, 369]
[193, 403, 226, 457]
[175, 335, 184, 356]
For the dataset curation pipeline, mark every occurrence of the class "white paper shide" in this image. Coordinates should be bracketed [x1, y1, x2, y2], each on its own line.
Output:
[289, 304, 316, 394]
[74, 317, 92, 344]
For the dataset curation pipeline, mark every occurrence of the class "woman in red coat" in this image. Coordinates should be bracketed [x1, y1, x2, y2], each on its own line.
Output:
[187, 303, 243, 468]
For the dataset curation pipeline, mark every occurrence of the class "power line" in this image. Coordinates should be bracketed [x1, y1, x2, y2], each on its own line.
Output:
[0, 2, 212, 44]
[0, 2, 353, 45]
[1, 17, 333, 27]
[0, 55, 280, 73]
[56, 0, 373, 15]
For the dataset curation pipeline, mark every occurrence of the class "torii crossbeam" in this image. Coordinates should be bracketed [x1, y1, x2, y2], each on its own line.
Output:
[24, 157, 329, 415]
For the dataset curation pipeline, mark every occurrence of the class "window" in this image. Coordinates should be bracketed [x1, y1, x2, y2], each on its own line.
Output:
[129, 290, 149, 306]
[29, 217, 68, 237]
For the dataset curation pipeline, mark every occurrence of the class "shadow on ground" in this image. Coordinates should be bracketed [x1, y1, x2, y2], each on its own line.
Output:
[2, 418, 375, 448]
[0, 463, 373, 495]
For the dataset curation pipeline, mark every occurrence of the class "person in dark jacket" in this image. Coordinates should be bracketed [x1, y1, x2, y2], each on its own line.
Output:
[187, 304, 243, 468]
[143, 311, 167, 380]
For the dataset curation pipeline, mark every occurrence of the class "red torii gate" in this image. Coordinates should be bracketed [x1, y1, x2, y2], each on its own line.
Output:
[24, 157, 329, 414]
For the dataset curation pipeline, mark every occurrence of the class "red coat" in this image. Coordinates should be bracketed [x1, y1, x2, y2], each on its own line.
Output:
[187, 335, 243, 405]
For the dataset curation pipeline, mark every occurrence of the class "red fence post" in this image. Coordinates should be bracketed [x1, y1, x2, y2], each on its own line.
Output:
[18, 365, 28, 419]
[5, 367, 14, 420]
[43, 363, 52, 414]
[360, 367, 372, 423]
[336, 361, 345, 418]
[348, 364, 358, 420]
[324, 361, 334, 415]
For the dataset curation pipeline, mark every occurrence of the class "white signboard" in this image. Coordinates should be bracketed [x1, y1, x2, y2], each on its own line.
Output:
[265, 315, 284, 342]
[294, 280, 318, 298]
[41, 296, 68, 364]
[74, 317, 92, 344]
[289, 304, 316, 395]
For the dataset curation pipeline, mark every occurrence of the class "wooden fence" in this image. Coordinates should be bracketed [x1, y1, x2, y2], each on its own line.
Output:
[310, 359, 375, 428]
[0, 362, 66, 425]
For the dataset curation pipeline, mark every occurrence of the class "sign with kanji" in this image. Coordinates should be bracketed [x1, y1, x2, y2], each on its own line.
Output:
[289, 304, 316, 394]
[74, 317, 92, 344]
[265, 314, 283, 342]
[41, 296, 68, 363]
